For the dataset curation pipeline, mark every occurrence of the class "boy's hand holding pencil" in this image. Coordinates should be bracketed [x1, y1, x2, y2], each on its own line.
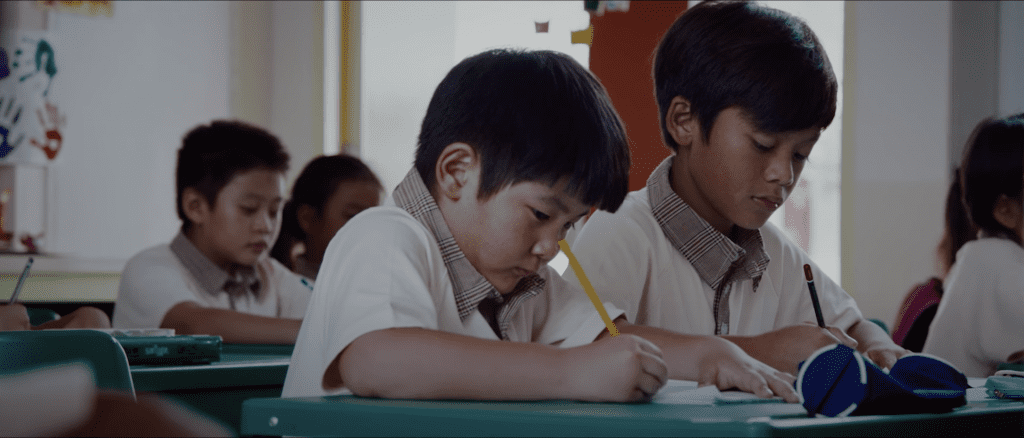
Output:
[0, 302, 31, 331]
[560, 333, 667, 403]
[558, 239, 667, 402]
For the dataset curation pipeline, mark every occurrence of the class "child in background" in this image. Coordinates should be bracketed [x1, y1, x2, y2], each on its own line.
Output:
[563, 0, 907, 375]
[891, 168, 977, 352]
[923, 113, 1024, 377]
[283, 48, 798, 403]
[270, 154, 383, 281]
[113, 121, 311, 344]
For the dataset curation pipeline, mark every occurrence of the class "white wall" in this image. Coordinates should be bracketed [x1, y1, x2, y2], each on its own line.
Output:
[269, 1, 324, 187]
[11, 1, 325, 267]
[841, 1, 952, 326]
[360, 2, 457, 195]
[360, 1, 590, 196]
[999, 1, 1024, 117]
[46, 1, 234, 261]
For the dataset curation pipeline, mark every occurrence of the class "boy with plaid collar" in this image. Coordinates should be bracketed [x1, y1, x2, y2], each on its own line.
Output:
[114, 121, 311, 344]
[283, 49, 799, 402]
[564, 1, 908, 375]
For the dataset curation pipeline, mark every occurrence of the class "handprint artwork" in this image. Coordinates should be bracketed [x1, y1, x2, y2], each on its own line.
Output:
[0, 48, 10, 81]
[0, 32, 64, 162]
[12, 39, 57, 97]
[29, 101, 63, 160]
[0, 96, 24, 159]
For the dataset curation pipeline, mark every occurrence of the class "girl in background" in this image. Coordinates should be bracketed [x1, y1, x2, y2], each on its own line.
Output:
[923, 113, 1024, 376]
[271, 155, 383, 280]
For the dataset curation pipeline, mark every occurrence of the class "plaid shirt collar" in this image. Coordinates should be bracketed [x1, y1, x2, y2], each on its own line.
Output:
[646, 156, 770, 292]
[392, 168, 543, 339]
[170, 232, 262, 302]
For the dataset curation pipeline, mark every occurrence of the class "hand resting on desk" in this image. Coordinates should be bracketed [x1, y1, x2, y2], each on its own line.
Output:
[725, 323, 857, 375]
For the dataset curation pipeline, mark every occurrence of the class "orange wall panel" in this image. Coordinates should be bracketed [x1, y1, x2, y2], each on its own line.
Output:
[589, 2, 688, 191]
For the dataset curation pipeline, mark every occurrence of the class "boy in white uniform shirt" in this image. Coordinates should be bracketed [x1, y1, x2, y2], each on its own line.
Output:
[114, 121, 311, 344]
[564, 1, 908, 375]
[283, 49, 799, 403]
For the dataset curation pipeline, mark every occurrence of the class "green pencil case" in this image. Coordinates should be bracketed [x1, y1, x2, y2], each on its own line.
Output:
[115, 334, 222, 365]
[986, 371, 1024, 399]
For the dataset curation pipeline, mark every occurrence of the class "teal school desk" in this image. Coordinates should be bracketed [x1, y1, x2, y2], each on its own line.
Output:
[131, 343, 292, 434]
[240, 379, 1024, 437]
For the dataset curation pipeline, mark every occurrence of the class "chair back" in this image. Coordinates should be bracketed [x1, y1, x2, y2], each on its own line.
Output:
[0, 329, 135, 395]
[892, 278, 943, 352]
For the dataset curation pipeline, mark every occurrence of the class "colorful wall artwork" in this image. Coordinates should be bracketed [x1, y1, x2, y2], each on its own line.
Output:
[0, 31, 64, 164]
[35, 1, 114, 18]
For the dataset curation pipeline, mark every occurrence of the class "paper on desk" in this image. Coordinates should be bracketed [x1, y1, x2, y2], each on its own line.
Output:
[654, 380, 785, 405]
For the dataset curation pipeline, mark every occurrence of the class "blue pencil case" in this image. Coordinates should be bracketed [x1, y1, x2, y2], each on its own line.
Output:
[795, 344, 968, 417]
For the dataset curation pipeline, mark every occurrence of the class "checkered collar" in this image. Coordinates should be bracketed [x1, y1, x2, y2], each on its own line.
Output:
[646, 156, 770, 292]
[391, 168, 543, 338]
[169, 232, 262, 300]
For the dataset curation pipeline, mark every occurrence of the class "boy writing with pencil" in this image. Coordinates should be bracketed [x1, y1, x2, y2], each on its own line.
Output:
[283, 49, 798, 402]
[564, 1, 908, 375]
[2, 258, 111, 331]
[113, 121, 311, 343]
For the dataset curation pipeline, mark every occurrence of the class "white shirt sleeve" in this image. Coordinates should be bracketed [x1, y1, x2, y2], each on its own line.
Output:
[962, 240, 1024, 372]
[262, 258, 313, 319]
[295, 208, 444, 393]
[562, 209, 652, 325]
[761, 223, 862, 332]
[113, 247, 200, 329]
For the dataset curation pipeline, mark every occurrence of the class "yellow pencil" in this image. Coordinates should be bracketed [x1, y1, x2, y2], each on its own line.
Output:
[558, 240, 619, 337]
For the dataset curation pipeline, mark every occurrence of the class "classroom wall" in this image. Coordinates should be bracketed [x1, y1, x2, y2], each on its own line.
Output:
[999, 1, 1024, 117]
[841, 1, 952, 327]
[359, 2, 457, 195]
[267, 1, 324, 187]
[949, 1, 999, 174]
[842, 1, 1024, 327]
[0, 1, 325, 274]
[44, 1, 234, 262]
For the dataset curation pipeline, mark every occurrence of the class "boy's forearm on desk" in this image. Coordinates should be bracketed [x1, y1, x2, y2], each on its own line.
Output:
[161, 302, 301, 344]
[338, 328, 568, 400]
[614, 321, 726, 381]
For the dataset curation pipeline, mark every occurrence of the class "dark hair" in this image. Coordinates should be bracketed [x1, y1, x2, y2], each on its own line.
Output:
[653, 0, 838, 150]
[959, 113, 1024, 243]
[270, 154, 382, 268]
[414, 48, 631, 212]
[937, 167, 977, 276]
[176, 120, 290, 231]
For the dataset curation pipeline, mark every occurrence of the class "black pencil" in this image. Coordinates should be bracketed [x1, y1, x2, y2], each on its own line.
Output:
[803, 263, 826, 328]
[8, 257, 34, 303]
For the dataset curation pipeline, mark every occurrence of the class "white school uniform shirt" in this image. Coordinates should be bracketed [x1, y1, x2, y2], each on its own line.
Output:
[113, 233, 312, 329]
[282, 169, 623, 398]
[563, 156, 862, 336]
[923, 237, 1024, 377]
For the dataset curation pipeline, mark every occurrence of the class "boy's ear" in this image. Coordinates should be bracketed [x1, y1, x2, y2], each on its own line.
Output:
[666, 96, 698, 149]
[435, 143, 478, 201]
[992, 194, 1023, 232]
[181, 187, 212, 227]
[296, 204, 320, 236]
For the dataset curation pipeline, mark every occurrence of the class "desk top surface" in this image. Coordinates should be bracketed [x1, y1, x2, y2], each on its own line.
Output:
[131, 344, 292, 392]
[240, 385, 1024, 437]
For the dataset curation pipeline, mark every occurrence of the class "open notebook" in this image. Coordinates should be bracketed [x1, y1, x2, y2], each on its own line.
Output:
[654, 380, 786, 405]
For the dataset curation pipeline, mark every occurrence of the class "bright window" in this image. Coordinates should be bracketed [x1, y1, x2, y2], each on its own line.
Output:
[761, 1, 845, 285]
